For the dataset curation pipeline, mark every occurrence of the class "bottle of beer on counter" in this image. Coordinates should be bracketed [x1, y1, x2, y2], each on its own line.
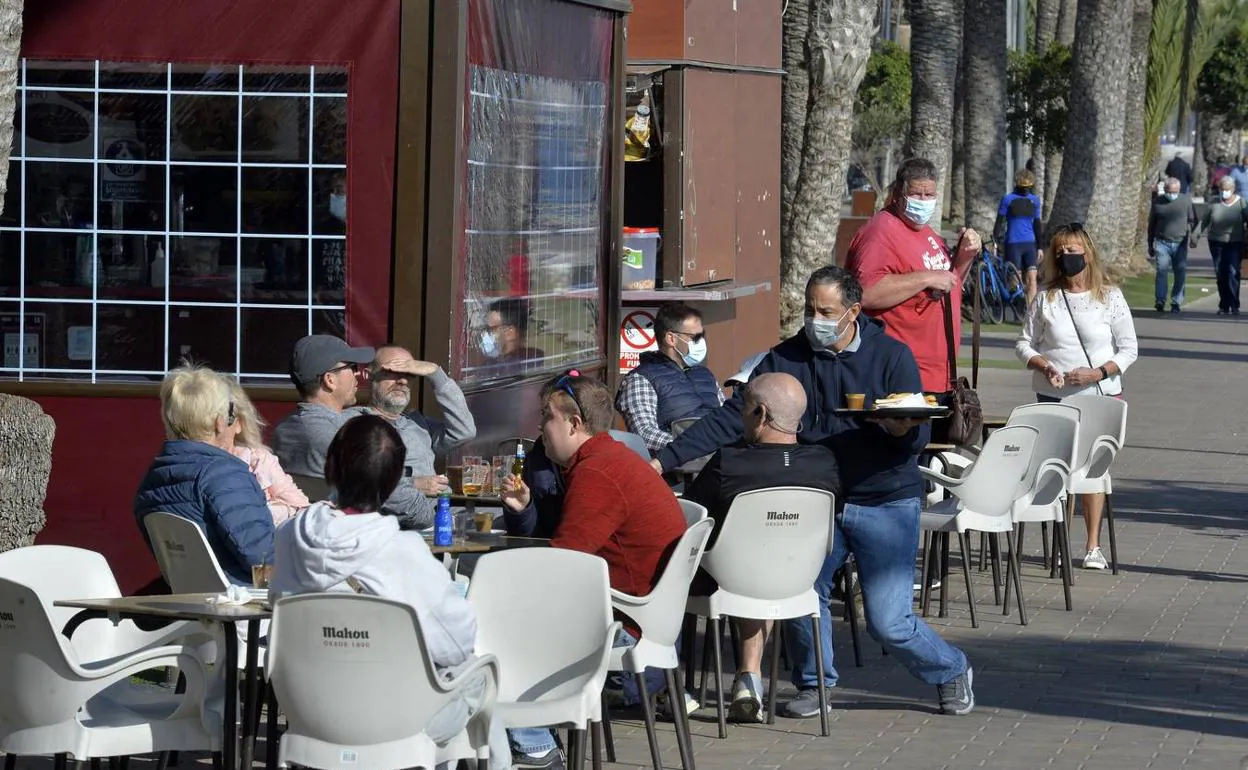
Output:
[433, 489, 453, 546]
[512, 441, 526, 480]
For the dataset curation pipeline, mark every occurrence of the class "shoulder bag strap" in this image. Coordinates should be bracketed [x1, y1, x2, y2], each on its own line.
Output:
[942, 234, 981, 391]
[1058, 289, 1104, 395]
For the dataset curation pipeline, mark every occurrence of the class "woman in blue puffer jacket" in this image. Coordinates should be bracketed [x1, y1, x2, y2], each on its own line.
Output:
[135, 364, 276, 585]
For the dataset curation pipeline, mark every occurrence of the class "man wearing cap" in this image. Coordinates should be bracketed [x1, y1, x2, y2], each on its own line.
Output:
[272, 334, 435, 528]
[347, 344, 476, 495]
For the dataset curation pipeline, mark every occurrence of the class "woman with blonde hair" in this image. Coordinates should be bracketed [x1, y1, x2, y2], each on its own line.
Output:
[134, 364, 275, 585]
[1015, 223, 1138, 570]
[227, 380, 310, 525]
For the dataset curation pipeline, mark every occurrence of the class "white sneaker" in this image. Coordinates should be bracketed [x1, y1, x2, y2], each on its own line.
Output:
[728, 672, 765, 723]
[1082, 547, 1108, 570]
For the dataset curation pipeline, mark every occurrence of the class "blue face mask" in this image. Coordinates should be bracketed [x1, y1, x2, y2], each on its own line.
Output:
[903, 196, 937, 227]
[1163, 192, 1178, 201]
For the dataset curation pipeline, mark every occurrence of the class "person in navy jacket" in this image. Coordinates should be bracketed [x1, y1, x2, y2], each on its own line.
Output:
[651, 265, 975, 719]
[135, 364, 276, 586]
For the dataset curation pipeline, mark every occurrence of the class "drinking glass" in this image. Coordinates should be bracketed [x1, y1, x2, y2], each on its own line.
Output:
[461, 457, 487, 496]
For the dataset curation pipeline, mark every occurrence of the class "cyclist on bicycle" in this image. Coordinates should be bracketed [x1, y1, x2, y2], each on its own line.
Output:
[994, 168, 1043, 306]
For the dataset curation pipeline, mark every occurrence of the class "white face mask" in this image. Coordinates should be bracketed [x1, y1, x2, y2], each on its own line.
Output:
[1221, 189, 1234, 201]
[681, 336, 708, 367]
[903, 196, 937, 226]
[804, 308, 853, 349]
[480, 331, 500, 359]
[329, 193, 347, 222]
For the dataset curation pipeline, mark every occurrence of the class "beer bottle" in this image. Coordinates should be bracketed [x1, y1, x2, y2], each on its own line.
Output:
[512, 441, 526, 480]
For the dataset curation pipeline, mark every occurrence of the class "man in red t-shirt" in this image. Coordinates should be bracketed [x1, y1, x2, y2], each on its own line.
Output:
[845, 158, 980, 394]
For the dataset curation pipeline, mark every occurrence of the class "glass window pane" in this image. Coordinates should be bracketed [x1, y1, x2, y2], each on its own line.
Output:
[240, 307, 307, 374]
[243, 66, 310, 93]
[241, 237, 307, 303]
[98, 93, 168, 163]
[23, 301, 92, 374]
[0, 302, 20, 370]
[96, 303, 163, 371]
[171, 95, 238, 161]
[0, 232, 18, 298]
[241, 168, 308, 235]
[313, 67, 349, 94]
[171, 64, 239, 92]
[25, 232, 94, 297]
[170, 305, 235, 371]
[170, 165, 238, 233]
[25, 161, 94, 229]
[241, 96, 309, 164]
[313, 98, 347, 164]
[312, 308, 346, 338]
[1, 162, 22, 226]
[311, 169, 346, 235]
[169, 235, 237, 302]
[24, 91, 94, 160]
[98, 169, 166, 232]
[312, 239, 346, 305]
[25, 60, 93, 89]
[97, 233, 163, 300]
[99, 62, 167, 91]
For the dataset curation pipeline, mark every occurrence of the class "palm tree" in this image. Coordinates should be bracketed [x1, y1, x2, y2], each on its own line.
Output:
[1049, 0, 1135, 267]
[1032, 0, 1062, 203]
[963, 0, 1008, 236]
[0, 0, 21, 210]
[905, 0, 961, 228]
[779, 0, 877, 334]
[1118, 0, 1155, 269]
[1044, 0, 1079, 221]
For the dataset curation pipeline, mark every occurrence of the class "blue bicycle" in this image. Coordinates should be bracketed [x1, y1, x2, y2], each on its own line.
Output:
[962, 241, 1026, 324]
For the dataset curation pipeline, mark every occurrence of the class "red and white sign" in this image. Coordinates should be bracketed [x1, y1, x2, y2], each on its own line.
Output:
[619, 307, 659, 373]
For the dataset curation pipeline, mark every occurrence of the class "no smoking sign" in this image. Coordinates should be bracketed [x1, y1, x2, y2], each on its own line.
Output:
[619, 307, 658, 373]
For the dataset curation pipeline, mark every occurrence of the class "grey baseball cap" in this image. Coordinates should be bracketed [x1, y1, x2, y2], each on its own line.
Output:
[290, 334, 375, 386]
[725, 351, 768, 387]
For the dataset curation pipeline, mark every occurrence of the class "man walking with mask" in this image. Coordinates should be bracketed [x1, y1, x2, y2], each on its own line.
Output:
[845, 158, 979, 397]
[616, 301, 723, 453]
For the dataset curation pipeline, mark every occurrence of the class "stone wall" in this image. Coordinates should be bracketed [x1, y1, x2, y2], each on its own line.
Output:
[0, 394, 55, 552]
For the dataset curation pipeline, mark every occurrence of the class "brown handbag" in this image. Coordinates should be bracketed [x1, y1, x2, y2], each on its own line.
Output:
[943, 281, 983, 448]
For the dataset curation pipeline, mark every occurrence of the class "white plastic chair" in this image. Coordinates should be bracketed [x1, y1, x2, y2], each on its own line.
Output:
[289, 473, 332, 503]
[686, 487, 836, 738]
[920, 425, 1039, 628]
[1005, 403, 1081, 612]
[1061, 394, 1129, 574]
[467, 549, 620, 770]
[602, 518, 713, 770]
[608, 430, 652, 460]
[266, 593, 499, 770]
[678, 498, 709, 526]
[0, 545, 206, 664]
[0, 577, 218, 765]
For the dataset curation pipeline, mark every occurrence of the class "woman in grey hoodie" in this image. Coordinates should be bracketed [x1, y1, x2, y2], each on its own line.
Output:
[271, 414, 509, 769]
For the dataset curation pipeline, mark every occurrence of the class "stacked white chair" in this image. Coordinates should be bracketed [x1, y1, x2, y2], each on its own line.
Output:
[267, 593, 499, 770]
[678, 498, 709, 526]
[1061, 394, 1129, 574]
[608, 430, 652, 460]
[1004, 403, 1081, 612]
[467, 549, 620, 770]
[0, 577, 218, 768]
[920, 425, 1039, 627]
[602, 518, 713, 770]
[686, 487, 836, 738]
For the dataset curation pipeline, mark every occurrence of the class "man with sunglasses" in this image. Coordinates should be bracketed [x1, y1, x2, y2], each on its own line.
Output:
[616, 301, 723, 453]
[348, 345, 476, 499]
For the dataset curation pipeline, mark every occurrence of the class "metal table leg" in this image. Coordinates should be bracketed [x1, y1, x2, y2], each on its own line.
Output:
[240, 619, 262, 770]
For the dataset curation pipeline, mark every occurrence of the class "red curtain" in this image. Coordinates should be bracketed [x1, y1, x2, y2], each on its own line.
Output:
[22, 0, 400, 346]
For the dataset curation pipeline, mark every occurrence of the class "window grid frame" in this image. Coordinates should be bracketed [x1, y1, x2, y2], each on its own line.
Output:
[5, 59, 350, 383]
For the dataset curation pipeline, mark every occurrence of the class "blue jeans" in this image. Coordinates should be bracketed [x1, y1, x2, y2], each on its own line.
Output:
[784, 497, 969, 688]
[1210, 241, 1243, 311]
[607, 626, 669, 705]
[509, 726, 557, 756]
[1153, 238, 1187, 305]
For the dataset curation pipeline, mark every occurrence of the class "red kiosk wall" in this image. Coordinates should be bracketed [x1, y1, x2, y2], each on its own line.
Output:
[18, 0, 400, 592]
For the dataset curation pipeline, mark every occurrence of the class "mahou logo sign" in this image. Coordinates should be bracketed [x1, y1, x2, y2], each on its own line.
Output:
[322, 625, 372, 648]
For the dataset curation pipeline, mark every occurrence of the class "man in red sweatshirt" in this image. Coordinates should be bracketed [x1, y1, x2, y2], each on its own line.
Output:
[543, 373, 686, 599]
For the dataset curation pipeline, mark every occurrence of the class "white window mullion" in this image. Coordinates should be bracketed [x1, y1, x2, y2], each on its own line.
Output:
[16, 60, 25, 380]
[90, 60, 100, 384]
[307, 65, 316, 337]
[163, 62, 172, 372]
[235, 64, 244, 380]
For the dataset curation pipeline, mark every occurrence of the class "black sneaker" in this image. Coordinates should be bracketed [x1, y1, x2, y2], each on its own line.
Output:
[512, 748, 566, 769]
[1234, 308, 1242, 316]
[1155, 301, 1165, 312]
[937, 666, 975, 715]
[1171, 303, 1181, 314]
[1218, 308, 1229, 315]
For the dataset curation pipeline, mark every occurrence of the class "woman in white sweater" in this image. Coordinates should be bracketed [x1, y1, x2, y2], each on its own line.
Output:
[1015, 223, 1138, 570]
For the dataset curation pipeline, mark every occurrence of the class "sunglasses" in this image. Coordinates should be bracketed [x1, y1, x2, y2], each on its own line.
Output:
[552, 370, 584, 418]
[226, 401, 236, 426]
[671, 330, 706, 343]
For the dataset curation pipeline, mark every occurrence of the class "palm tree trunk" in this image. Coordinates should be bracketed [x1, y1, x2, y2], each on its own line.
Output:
[1199, 111, 1240, 197]
[1057, 0, 1078, 45]
[963, 0, 1008, 237]
[1032, 0, 1061, 206]
[0, 0, 22, 211]
[1044, 0, 1078, 230]
[1118, 0, 1155, 271]
[1049, 0, 1134, 265]
[905, 0, 961, 229]
[780, 0, 877, 334]
[781, 0, 813, 240]
[949, 21, 967, 226]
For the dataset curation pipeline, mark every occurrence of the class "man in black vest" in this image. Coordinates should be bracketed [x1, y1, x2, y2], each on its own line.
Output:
[615, 301, 724, 453]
